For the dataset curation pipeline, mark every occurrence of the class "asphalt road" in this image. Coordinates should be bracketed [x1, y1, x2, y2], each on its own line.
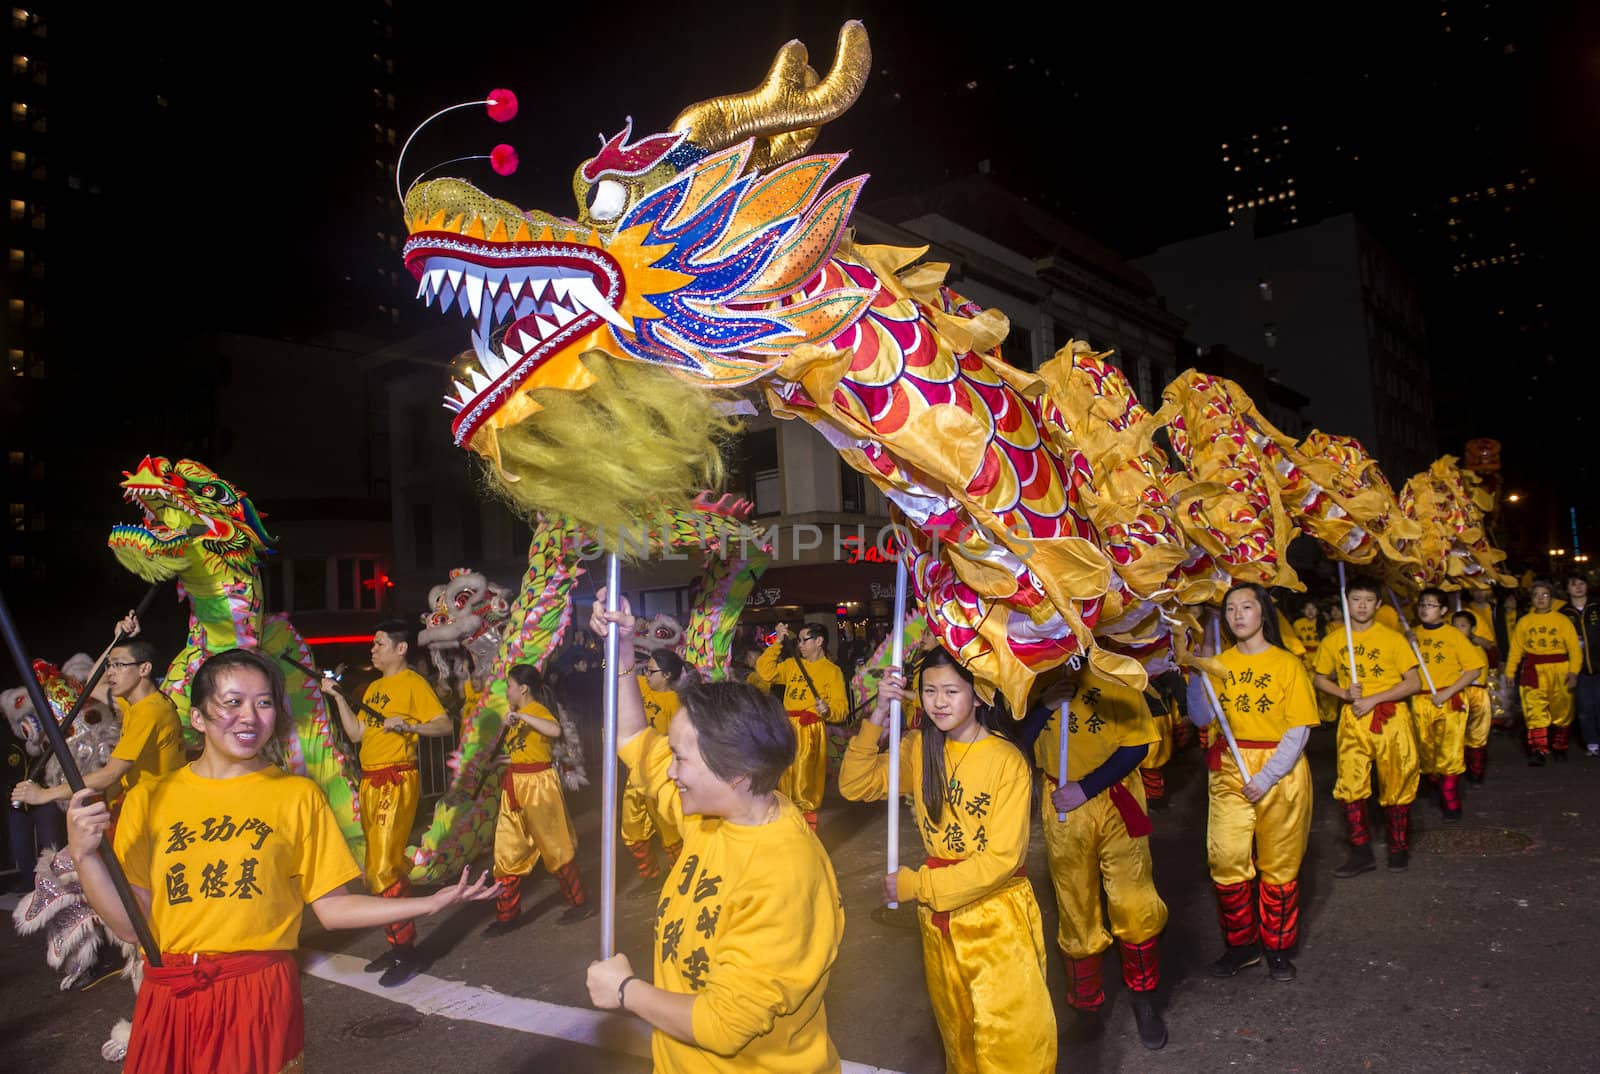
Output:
[4, 726, 1596, 1073]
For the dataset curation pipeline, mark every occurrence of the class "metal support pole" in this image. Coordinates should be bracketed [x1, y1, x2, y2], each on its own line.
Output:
[600, 554, 621, 960]
[886, 555, 907, 909]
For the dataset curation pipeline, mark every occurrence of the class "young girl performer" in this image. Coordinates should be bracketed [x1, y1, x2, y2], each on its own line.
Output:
[620, 648, 686, 883]
[585, 594, 846, 1073]
[1409, 589, 1488, 818]
[1452, 609, 1495, 782]
[839, 648, 1056, 1073]
[488, 664, 593, 933]
[1198, 584, 1320, 982]
[67, 649, 494, 1074]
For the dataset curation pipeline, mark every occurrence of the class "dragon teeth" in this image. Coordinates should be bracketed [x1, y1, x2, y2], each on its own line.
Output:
[465, 273, 485, 318]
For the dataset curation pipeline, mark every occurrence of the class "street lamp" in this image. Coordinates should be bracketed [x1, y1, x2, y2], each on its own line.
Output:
[1506, 492, 1523, 503]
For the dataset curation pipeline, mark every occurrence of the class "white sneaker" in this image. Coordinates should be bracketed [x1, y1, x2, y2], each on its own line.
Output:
[1586, 745, 1599, 757]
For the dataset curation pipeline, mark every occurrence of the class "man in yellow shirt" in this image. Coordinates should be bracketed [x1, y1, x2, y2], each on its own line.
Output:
[1505, 579, 1583, 764]
[11, 615, 184, 814]
[756, 623, 848, 832]
[1409, 589, 1488, 822]
[320, 620, 453, 986]
[1314, 577, 1422, 875]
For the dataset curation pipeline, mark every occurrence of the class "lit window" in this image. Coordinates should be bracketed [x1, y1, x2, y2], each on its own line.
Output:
[1221, 143, 1229, 149]
[1257, 278, 1274, 302]
[10, 102, 26, 121]
[11, 54, 27, 74]
[10, 9, 29, 29]
[6, 451, 20, 471]
[8, 248, 21, 267]
[1226, 194, 1234, 201]
[8, 149, 21, 171]
[7, 348, 23, 375]
[7, 298, 22, 316]
[8, 503, 24, 531]
[1233, 165, 1241, 172]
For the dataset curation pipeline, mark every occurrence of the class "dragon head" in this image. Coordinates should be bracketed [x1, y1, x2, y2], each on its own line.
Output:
[400, 22, 874, 521]
[107, 456, 273, 587]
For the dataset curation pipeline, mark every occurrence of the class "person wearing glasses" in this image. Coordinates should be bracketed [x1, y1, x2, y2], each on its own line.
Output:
[11, 611, 184, 815]
[1408, 588, 1488, 820]
[621, 649, 689, 883]
[757, 623, 849, 832]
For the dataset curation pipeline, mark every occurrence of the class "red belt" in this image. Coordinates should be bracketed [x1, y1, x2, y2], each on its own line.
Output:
[923, 855, 1027, 935]
[792, 710, 821, 726]
[144, 950, 292, 996]
[1204, 735, 1281, 772]
[1447, 693, 1464, 712]
[1046, 771, 1152, 839]
[1520, 652, 1569, 687]
[361, 764, 417, 787]
[502, 761, 552, 810]
[1361, 701, 1398, 734]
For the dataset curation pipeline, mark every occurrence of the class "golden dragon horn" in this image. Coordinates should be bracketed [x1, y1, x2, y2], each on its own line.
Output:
[671, 20, 871, 170]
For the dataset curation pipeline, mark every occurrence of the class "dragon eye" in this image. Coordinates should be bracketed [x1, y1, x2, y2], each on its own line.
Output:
[586, 179, 627, 223]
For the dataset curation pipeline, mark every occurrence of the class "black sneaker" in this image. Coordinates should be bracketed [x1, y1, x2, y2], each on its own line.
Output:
[1443, 805, 1463, 824]
[1130, 991, 1168, 1051]
[483, 918, 521, 937]
[363, 947, 405, 974]
[1063, 1007, 1104, 1044]
[1209, 944, 1263, 978]
[1552, 749, 1569, 763]
[378, 946, 424, 988]
[1333, 843, 1377, 878]
[1529, 751, 1547, 767]
[1264, 950, 1297, 982]
[1387, 848, 1410, 871]
[559, 902, 598, 925]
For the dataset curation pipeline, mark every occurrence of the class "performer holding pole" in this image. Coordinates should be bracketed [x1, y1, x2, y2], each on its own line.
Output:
[1505, 578, 1582, 764]
[1314, 575, 1423, 876]
[1407, 589, 1486, 820]
[1386, 586, 1440, 697]
[1201, 611, 1254, 781]
[886, 555, 907, 908]
[69, 648, 492, 1074]
[600, 553, 621, 960]
[841, 647, 1058, 1069]
[1196, 584, 1320, 983]
[756, 621, 848, 832]
[585, 592, 845, 1071]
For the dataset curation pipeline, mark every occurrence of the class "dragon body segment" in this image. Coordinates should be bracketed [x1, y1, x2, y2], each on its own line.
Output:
[105, 457, 362, 855]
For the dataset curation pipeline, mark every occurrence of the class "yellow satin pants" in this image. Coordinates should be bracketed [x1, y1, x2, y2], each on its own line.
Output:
[1332, 704, 1418, 807]
[917, 876, 1056, 1074]
[1208, 748, 1312, 887]
[778, 718, 827, 814]
[360, 771, 420, 893]
[1411, 694, 1467, 776]
[620, 783, 679, 848]
[493, 768, 577, 878]
[1520, 664, 1574, 730]
[1464, 685, 1491, 749]
[1040, 772, 1168, 958]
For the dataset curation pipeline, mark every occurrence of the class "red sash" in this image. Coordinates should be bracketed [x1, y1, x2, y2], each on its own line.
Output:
[1204, 736, 1282, 772]
[1364, 701, 1398, 734]
[792, 710, 821, 726]
[1046, 771, 1152, 838]
[128, 951, 301, 1074]
[923, 855, 1028, 935]
[1520, 652, 1569, 687]
[361, 763, 417, 787]
[501, 761, 552, 810]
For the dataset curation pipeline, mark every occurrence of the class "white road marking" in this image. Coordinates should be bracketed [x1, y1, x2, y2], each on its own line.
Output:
[302, 950, 908, 1074]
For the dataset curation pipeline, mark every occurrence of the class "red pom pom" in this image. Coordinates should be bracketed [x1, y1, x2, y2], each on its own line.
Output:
[490, 144, 519, 176]
[486, 89, 518, 123]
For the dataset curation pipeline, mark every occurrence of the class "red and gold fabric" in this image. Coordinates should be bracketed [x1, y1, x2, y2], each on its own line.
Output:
[839, 727, 1054, 1074]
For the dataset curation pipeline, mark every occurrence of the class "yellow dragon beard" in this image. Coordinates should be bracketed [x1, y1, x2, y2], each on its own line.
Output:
[478, 351, 741, 548]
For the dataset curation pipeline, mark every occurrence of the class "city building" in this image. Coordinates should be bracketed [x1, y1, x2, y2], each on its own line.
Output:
[1136, 209, 1434, 478]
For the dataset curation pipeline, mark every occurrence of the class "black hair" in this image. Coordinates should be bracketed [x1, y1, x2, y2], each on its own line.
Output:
[1418, 587, 1448, 608]
[1221, 583, 1285, 649]
[1529, 578, 1555, 595]
[1450, 610, 1477, 632]
[650, 648, 687, 683]
[190, 649, 292, 742]
[677, 681, 795, 796]
[374, 619, 417, 659]
[1345, 576, 1382, 600]
[508, 663, 557, 713]
[112, 638, 158, 672]
[918, 647, 1010, 825]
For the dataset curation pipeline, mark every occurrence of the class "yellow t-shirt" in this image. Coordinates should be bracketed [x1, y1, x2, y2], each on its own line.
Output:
[1314, 621, 1419, 693]
[619, 730, 844, 1074]
[1029, 672, 1159, 783]
[111, 691, 186, 794]
[1506, 611, 1583, 677]
[1413, 623, 1488, 686]
[1291, 618, 1321, 656]
[1467, 604, 1496, 647]
[840, 728, 1033, 912]
[755, 645, 849, 724]
[358, 669, 446, 769]
[639, 679, 681, 736]
[505, 701, 556, 765]
[1377, 603, 1403, 632]
[114, 765, 361, 954]
[1206, 646, 1320, 740]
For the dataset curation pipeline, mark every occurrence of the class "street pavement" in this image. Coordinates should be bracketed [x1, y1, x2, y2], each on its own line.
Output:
[4, 726, 1597, 1073]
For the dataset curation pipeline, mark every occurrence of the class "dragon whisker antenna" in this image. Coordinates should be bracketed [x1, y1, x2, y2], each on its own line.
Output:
[395, 89, 519, 204]
[407, 147, 520, 194]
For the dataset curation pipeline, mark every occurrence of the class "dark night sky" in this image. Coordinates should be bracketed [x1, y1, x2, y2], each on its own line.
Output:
[29, 0, 1600, 557]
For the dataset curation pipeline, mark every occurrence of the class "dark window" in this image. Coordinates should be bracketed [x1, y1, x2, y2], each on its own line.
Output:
[1007, 324, 1033, 370]
[336, 558, 355, 610]
[292, 559, 325, 611]
[840, 459, 866, 513]
[728, 430, 780, 516]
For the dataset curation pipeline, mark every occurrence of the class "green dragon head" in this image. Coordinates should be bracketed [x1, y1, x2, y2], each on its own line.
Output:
[108, 456, 273, 587]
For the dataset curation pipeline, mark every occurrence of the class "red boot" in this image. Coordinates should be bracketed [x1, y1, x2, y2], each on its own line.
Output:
[1385, 804, 1411, 871]
[1213, 881, 1258, 947]
[1439, 774, 1463, 821]
[1464, 746, 1488, 783]
[1259, 880, 1300, 951]
[494, 875, 522, 922]
[627, 839, 661, 880]
[1063, 951, 1105, 1011]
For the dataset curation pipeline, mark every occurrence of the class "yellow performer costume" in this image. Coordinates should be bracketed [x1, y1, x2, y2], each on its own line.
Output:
[1138, 688, 1176, 812]
[1314, 620, 1421, 871]
[356, 669, 443, 916]
[1410, 621, 1487, 819]
[621, 677, 683, 879]
[756, 641, 848, 826]
[1031, 671, 1167, 1019]
[1201, 645, 1318, 969]
[840, 725, 1055, 1074]
[621, 728, 845, 1074]
[1506, 610, 1582, 758]
[491, 700, 588, 924]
